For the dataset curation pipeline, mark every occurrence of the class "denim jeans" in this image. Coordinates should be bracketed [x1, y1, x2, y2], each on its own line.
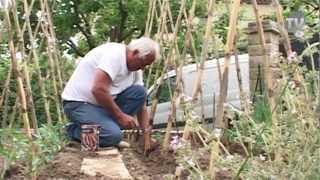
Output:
[63, 85, 146, 147]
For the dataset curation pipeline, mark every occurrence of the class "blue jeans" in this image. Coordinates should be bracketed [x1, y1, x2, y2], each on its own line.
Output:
[63, 85, 146, 147]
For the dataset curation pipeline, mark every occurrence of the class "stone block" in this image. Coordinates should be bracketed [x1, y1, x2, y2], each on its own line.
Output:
[80, 149, 132, 179]
[249, 55, 280, 65]
[248, 44, 279, 56]
[248, 32, 280, 45]
[247, 20, 280, 34]
[97, 148, 119, 157]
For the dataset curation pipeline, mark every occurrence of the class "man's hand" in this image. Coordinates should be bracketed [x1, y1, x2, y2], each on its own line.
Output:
[118, 113, 137, 129]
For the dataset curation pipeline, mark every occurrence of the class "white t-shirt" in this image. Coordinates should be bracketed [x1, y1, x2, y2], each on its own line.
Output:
[62, 43, 143, 105]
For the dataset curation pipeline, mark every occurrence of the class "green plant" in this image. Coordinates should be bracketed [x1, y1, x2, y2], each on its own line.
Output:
[0, 123, 66, 178]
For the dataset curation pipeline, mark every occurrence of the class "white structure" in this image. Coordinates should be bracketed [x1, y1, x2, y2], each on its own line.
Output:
[147, 54, 250, 126]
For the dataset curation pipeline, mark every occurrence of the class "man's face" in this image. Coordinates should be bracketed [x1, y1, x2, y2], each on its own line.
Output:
[129, 50, 155, 71]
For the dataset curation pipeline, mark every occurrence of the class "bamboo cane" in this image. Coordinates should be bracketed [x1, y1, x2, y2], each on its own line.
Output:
[209, 140, 219, 179]
[180, 0, 197, 140]
[40, 0, 63, 123]
[145, 0, 158, 89]
[8, 98, 18, 128]
[145, 0, 155, 36]
[162, 0, 188, 150]
[233, 34, 247, 111]
[146, 0, 186, 152]
[0, 66, 12, 111]
[233, 34, 244, 95]
[146, 0, 182, 153]
[271, 0, 292, 57]
[22, 63, 39, 130]
[215, 0, 241, 129]
[43, 0, 64, 93]
[1, 88, 10, 128]
[191, 0, 215, 101]
[11, 0, 39, 132]
[216, 58, 222, 85]
[23, 0, 52, 124]
[145, 0, 165, 89]
[46, 46, 63, 123]
[144, 0, 169, 154]
[4, 8, 31, 138]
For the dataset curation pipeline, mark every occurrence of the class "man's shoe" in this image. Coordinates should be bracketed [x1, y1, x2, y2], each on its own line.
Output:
[117, 141, 131, 148]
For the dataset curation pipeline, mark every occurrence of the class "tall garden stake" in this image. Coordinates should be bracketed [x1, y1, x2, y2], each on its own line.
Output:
[4, 6, 31, 138]
[23, 0, 52, 124]
[191, 0, 215, 101]
[215, 0, 241, 129]
[11, 0, 38, 131]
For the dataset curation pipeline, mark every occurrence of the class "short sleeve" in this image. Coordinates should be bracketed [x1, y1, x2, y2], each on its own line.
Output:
[97, 53, 120, 81]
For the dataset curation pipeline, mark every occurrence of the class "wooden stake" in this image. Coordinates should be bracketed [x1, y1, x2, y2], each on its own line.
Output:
[191, 0, 215, 101]
[40, 0, 63, 123]
[0, 66, 12, 111]
[23, 0, 52, 124]
[11, 0, 39, 132]
[215, 0, 241, 129]
[180, 0, 197, 140]
[272, 0, 292, 56]
[4, 8, 31, 138]
[145, 0, 186, 151]
[43, 0, 64, 93]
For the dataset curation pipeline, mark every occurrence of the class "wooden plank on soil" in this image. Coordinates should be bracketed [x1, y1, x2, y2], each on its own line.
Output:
[80, 149, 132, 180]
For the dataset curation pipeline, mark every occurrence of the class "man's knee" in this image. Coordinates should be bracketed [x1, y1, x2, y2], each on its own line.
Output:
[130, 85, 147, 101]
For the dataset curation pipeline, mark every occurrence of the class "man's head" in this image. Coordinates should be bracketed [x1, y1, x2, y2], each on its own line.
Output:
[126, 37, 160, 71]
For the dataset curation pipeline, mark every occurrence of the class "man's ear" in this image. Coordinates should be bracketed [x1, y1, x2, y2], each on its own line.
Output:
[133, 49, 139, 56]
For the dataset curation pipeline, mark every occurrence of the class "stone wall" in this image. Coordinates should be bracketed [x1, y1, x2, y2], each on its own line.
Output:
[247, 20, 281, 96]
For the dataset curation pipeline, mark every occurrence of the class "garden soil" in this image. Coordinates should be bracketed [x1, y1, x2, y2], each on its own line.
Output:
[4, 138, 177, 179]
[4, 136, 241, 179]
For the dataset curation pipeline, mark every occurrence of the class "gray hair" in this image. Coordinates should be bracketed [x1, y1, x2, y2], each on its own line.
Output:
[128, 37, 161, 61]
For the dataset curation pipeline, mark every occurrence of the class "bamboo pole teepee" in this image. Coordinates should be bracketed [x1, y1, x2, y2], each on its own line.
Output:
[11, 0, 39, 131]
[23, 0, 52, 125]
[3, 5, 31, 138]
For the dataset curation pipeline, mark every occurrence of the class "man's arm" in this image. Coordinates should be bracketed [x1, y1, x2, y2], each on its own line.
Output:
[91, 69, 136, 129]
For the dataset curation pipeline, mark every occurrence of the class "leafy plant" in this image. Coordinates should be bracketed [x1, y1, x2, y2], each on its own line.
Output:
[0, 123, 66, 178]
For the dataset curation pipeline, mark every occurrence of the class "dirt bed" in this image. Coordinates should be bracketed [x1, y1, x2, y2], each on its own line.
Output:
[4, 137, 239, 179]
[121, 140, 177, 180]
[3, 139, 176, 180]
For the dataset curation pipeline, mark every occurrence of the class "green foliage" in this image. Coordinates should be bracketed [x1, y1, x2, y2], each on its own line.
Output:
[31, 124, 66, 171]
[252, 96, 272, 125]
[52, 0, 149, 57]
[281, 0, 319, 25]
[0, 123, 66, 177]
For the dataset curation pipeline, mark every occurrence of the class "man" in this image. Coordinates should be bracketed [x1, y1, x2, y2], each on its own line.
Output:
[62, 37, 160, 147]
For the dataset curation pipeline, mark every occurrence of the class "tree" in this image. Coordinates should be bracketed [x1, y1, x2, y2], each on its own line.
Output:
[52, 0, 149, 57]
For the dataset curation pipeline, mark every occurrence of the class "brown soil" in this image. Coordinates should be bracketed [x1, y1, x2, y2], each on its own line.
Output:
[37, 143, 92, 179]
[3, 134, 241, 179]
[121, 138, 178, 180]
[6, 139, 178, 180]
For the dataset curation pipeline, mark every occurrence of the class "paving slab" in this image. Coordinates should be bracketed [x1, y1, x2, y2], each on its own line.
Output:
[80, 148, 132, 179]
